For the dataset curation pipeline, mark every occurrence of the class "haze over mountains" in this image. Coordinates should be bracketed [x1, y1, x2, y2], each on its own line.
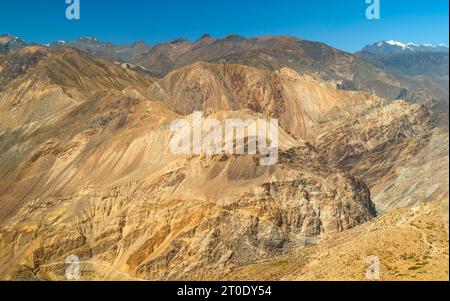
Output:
[0, 33, 448, 280]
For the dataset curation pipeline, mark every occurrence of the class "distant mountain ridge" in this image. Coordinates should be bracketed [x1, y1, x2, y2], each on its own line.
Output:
[356, 50, 449, 77]
[362, 40, 449, 55]
[46, 37, 151, 63]
[134, 34, 415, 103]
[2, 34, 448, 108]
[356, 40, 449, 115]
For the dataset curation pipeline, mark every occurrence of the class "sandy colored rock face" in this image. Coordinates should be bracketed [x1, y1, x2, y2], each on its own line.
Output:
[227, 196, 449, 281]
[0, 45, 448, 281]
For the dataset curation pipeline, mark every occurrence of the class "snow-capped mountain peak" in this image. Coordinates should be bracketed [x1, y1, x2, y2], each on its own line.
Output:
[363, 40, 449, 54]
[384, 40, 417, 49]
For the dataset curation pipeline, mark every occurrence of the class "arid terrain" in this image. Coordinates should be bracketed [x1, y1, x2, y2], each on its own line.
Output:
[0, 34, 448, 281]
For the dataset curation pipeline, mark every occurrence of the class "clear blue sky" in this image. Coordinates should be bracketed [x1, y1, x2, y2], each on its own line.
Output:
[0, 0, 448, 52]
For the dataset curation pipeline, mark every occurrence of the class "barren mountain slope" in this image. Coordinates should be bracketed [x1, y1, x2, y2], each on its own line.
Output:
[0, 47, 157, 221]
[149, 62, 381, 138]
[227, 194, 449, 281]
[49, 38, 151, 64]
[149, 62, 448, 213]
[356, 50, 449, 122]
[0, 47, 154, 128]
[0, 46, 50, 90]
[138, 35, 423, 103]
[356, 51, 449, 77]
[0, 49, 377, 280]
[0, 45, 447, 281]
[312, 101, 448, 212]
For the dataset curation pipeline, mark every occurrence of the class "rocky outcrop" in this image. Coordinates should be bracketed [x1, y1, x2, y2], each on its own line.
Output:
[312, 100, 448, 212]
[227, 194, 449, 281]
[0, 139, 376, 280]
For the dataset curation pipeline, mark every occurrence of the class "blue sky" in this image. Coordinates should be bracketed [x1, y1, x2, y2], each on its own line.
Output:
[0, 0, 448, 52]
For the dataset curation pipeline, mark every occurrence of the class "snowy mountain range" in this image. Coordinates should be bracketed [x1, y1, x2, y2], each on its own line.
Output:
[362, 40, 449, 54]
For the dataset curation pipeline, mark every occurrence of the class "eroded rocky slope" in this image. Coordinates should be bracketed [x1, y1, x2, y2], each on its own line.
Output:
[148, 62, 448, 213]
[0, 44, 447, 281]
[227, 194, 449, 281]
[0, 47, 377, 280]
